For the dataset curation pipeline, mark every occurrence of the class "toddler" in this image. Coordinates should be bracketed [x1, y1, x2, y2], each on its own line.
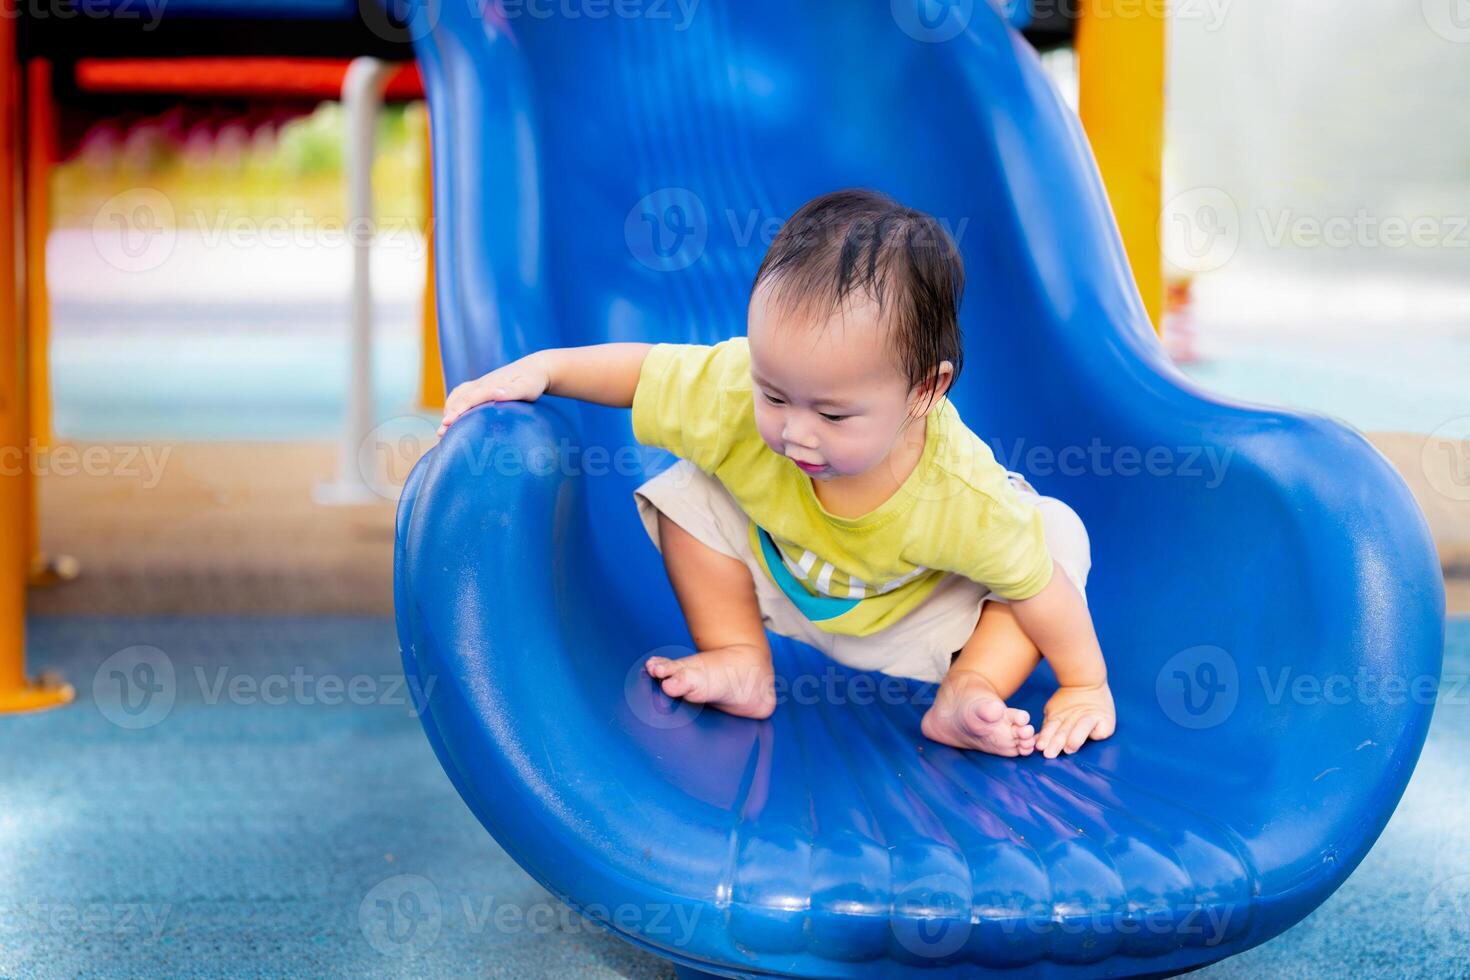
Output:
[438, 189, 1115, 758]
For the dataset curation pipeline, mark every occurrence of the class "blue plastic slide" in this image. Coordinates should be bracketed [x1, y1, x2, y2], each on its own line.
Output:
[392, 2, 1445, 976]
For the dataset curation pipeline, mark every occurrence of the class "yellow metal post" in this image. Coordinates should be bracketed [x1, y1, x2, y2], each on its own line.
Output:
[0, 19, 72, 712]
[24, 58, 49, 450]
[1076, 0, 1166, 332]
[416, 109, 443, 410]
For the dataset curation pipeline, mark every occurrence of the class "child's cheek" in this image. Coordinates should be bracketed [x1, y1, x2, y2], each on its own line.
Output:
[752, 402, 783, 456]
[838, 425, 887, 476]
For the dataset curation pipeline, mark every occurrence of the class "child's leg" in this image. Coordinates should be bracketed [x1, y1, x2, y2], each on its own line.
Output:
[920, 602, 1041, 756]
[951, 602, 1043, 698]
[643, 510, 777, 719]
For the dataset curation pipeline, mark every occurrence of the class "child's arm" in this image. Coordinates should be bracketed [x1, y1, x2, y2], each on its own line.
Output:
[1008, 570, 1106, 688]
[1008, 570, 1113, 757]
[437, 343, 654, 436]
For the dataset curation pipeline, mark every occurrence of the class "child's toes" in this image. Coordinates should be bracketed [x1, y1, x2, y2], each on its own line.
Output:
[1006, 707, 1030, 728]
[960, 701, 1020, 751]
[644, 657, 671, 677]
[966, 697, 1007, 729]
[659, 668, 698, 699]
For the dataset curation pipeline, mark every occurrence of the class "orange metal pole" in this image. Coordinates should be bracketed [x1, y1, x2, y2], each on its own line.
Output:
[0, 22, 72, 711]
[24, 58, 49, 451]
[21, 58, 73, 588]
[417, 108, 443, 410]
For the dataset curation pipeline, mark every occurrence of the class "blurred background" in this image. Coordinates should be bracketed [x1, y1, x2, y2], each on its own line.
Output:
[2, 2, 1466, 977]
[29, 4, 1469, 618]
[50, 99, 428, 440]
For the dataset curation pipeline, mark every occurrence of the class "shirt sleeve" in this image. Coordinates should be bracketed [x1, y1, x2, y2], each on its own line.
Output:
[630, 338, 746, 474]
[935, 484, 1055, 601]
[975, 492, 1055, 600]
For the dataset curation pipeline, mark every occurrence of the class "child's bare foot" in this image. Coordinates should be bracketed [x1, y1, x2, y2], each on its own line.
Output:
[644, 643, 777, 719]
[921, 669, 1037, 756]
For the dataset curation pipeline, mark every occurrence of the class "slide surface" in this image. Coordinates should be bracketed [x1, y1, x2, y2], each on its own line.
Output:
[394, 3, 1445, 976]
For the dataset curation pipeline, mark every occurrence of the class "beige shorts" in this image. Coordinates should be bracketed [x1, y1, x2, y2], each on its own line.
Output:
[633, 459, 1091, 684]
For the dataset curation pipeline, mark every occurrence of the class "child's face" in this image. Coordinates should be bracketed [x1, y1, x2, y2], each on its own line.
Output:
[746, 282, 948, 482]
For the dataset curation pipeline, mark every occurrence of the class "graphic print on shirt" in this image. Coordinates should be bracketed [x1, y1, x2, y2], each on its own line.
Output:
[752, 523, 933, 623]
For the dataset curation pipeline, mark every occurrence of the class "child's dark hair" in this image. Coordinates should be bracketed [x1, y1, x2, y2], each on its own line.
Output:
[749, 188, 965, 414]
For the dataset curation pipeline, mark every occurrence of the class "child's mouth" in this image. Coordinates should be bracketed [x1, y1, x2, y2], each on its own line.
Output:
[792, 459, 827, 474]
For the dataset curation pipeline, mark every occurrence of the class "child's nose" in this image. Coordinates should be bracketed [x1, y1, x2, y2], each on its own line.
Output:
[781, 418, 819, 449]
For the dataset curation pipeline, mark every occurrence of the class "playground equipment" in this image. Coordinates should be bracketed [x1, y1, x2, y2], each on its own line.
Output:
[0, 33, 433, 709]
[392, 2, 1443, 977]
[0, 11, 74, 712]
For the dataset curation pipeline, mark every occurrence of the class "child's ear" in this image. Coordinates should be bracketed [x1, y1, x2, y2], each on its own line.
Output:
[909, 360, 954, 418]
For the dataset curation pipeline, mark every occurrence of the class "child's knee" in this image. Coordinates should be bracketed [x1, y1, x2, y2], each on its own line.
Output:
[635, 459, 748, 561]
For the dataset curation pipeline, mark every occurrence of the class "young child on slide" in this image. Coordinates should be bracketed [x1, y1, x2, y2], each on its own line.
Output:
[437, 189, 1116, 759]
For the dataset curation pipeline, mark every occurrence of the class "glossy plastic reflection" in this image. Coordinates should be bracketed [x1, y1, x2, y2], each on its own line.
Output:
[392, 2, 1444, 976]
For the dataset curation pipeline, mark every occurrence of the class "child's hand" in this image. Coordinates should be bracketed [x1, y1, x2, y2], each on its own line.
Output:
[438, 356, 552, 437]
[1034, 680, 1116, 758]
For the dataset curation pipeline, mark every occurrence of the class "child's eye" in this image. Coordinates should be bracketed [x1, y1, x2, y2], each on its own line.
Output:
[760, 389, 845, 421]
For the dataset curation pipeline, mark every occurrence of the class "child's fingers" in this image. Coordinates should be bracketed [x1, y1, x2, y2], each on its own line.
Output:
[1038, 712, 1076, 758]
[1034, 716, 1063, 754]
[438, 381, 516, 433]
[1065, 715, 1101, 754]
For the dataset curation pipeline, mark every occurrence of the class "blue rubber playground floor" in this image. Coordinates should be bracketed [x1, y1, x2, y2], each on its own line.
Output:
[1, 615, 1466, 978]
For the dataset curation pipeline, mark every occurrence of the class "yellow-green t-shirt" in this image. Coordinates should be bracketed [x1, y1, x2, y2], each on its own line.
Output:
[630, 336, 1054, 637]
